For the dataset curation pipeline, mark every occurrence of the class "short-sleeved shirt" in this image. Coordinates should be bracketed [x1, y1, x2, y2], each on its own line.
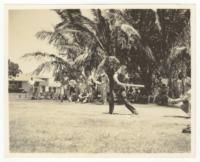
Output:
[113, 72, 126, 100]
[29, 79, 35, 86]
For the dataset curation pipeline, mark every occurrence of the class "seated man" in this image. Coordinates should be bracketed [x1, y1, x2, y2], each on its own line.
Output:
[156, 83, 169, 106]
[78, 90, 90, 103]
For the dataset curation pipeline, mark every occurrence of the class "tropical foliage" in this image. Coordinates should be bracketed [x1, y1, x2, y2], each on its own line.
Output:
[22, 9, 191, 111]
[8, 59, 22, 77]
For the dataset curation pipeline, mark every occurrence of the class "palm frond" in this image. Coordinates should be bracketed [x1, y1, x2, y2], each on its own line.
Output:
[55, 44, 82, 53]
[74, 48, 90, 66]
[96, 57, 106, 75]
[22, 52, 73, 67]
[143, 46, 155, 61]
[31, 61, 55, 75]
[36, 30, 83, 54]
[54, 9, 82, 22]
[22, 52, 59, 60]
[104, 9, 127, 26]
[53, 9, 66, 20]
[35, 31, 54, 40]
[54, 9, 107, 51]
[36, 30, 70, 45]
[56, 20, 105, 51]
[121, 24, 141, 39]
[152, 9, 162, 31]
[168, 46, 189, 63]
[90, 9, 99, 21]
[104, 10, 141, 37]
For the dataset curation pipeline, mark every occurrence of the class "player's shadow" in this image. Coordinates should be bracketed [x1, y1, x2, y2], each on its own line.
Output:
[163, 115, 190, 119]
[102, 112, 132, 116]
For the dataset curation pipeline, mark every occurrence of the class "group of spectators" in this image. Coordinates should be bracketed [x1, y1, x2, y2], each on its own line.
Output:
[151, 72, 191, 107]
[56, 74, 149, 105]
[57, 74, 109, 104]
[33, 72, 190, 107]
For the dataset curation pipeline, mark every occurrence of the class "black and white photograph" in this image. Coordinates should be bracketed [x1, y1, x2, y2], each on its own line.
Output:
[6, 4, 195, 156]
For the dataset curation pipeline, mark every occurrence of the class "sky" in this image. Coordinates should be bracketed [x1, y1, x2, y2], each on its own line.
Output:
[8, 10, 62, 74]
[8, 9, 93, 74]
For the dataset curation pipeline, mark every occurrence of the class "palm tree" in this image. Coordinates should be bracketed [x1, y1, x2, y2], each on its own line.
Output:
[22, 9, 156, 113]
[52, 9, 156, 113]
[120, 9, 190, 95]
[22, 52, 73, 82]
[23, 9, 190, 112]
[22, 10, 87, 81]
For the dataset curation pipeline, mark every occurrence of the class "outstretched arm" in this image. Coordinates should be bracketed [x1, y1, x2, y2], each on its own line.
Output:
[168, 98, 184, 104]
[113, 73, 144, 88]
[91, 74, 102, 85]
[169, 90, 191, 104]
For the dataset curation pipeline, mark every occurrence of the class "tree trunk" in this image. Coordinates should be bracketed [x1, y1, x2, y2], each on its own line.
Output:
[108, 75, 114, 114]
[141, 70, 152, 96]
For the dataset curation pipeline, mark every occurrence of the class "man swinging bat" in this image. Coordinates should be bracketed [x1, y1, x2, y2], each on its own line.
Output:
[113, 65, 144, 115]
[93, 64, 144, 115]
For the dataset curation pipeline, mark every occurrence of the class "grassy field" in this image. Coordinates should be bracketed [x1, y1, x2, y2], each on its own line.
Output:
[9, 100, 191, 153]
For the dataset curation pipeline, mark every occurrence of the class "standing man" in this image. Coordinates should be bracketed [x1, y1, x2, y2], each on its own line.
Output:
[60, 84, 65, 102]
[95, 73, 109, 104]
[101, 73, 109, 104]
[29, 77, 35, 99]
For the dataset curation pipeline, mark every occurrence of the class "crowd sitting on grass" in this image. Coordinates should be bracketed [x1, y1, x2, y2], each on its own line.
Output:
[31, 72, 191, 108]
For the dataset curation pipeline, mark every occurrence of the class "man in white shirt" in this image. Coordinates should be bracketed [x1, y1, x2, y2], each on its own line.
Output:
[29, 77, 35, 99]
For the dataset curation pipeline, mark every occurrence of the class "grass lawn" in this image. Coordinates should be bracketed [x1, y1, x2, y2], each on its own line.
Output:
[9, 100, 191, 153]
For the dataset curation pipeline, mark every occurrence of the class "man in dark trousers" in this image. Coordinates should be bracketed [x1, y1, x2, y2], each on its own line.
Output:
[113, 65, 144, 115]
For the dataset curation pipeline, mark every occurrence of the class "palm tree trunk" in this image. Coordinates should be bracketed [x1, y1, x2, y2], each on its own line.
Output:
[108, 75, 114, 114]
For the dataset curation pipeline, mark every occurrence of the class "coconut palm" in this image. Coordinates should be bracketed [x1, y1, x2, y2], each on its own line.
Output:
[53, 9, 156, 113]
[120, 9, 190, 95]
[22, 52, 74, 82]
[22, 9, 190, 113]
[22, 9, 156, 113]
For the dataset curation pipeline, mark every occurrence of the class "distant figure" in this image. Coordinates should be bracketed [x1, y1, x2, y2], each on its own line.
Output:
[155, 83, 169, 106]
[95, 73, 109, 104]
[60, 85, 65, 102]
[29, 77, 35, 99]
[77, 89, 91, 103]
[68, 79, 77, 102]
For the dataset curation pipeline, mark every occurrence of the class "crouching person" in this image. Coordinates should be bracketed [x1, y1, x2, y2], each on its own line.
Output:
[77, 89, 90, 103]
[168, 81, 191, 133]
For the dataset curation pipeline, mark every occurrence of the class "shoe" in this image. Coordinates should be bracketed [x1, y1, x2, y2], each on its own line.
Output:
[133, 110, 139, 115]
[182, 127, 191, 133]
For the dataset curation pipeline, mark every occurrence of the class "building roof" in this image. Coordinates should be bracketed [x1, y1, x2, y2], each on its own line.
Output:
[9, 74, 31, 82]
[9, 73, 45, 82]
[9, 73, 62, 87]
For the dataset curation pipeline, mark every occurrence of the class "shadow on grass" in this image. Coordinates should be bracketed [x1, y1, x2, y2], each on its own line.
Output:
[102, 112, 133, 116]
[163, 115, 190, 119]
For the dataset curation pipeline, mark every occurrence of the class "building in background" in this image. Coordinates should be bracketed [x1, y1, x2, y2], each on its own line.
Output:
[9, 73, 61, 100]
